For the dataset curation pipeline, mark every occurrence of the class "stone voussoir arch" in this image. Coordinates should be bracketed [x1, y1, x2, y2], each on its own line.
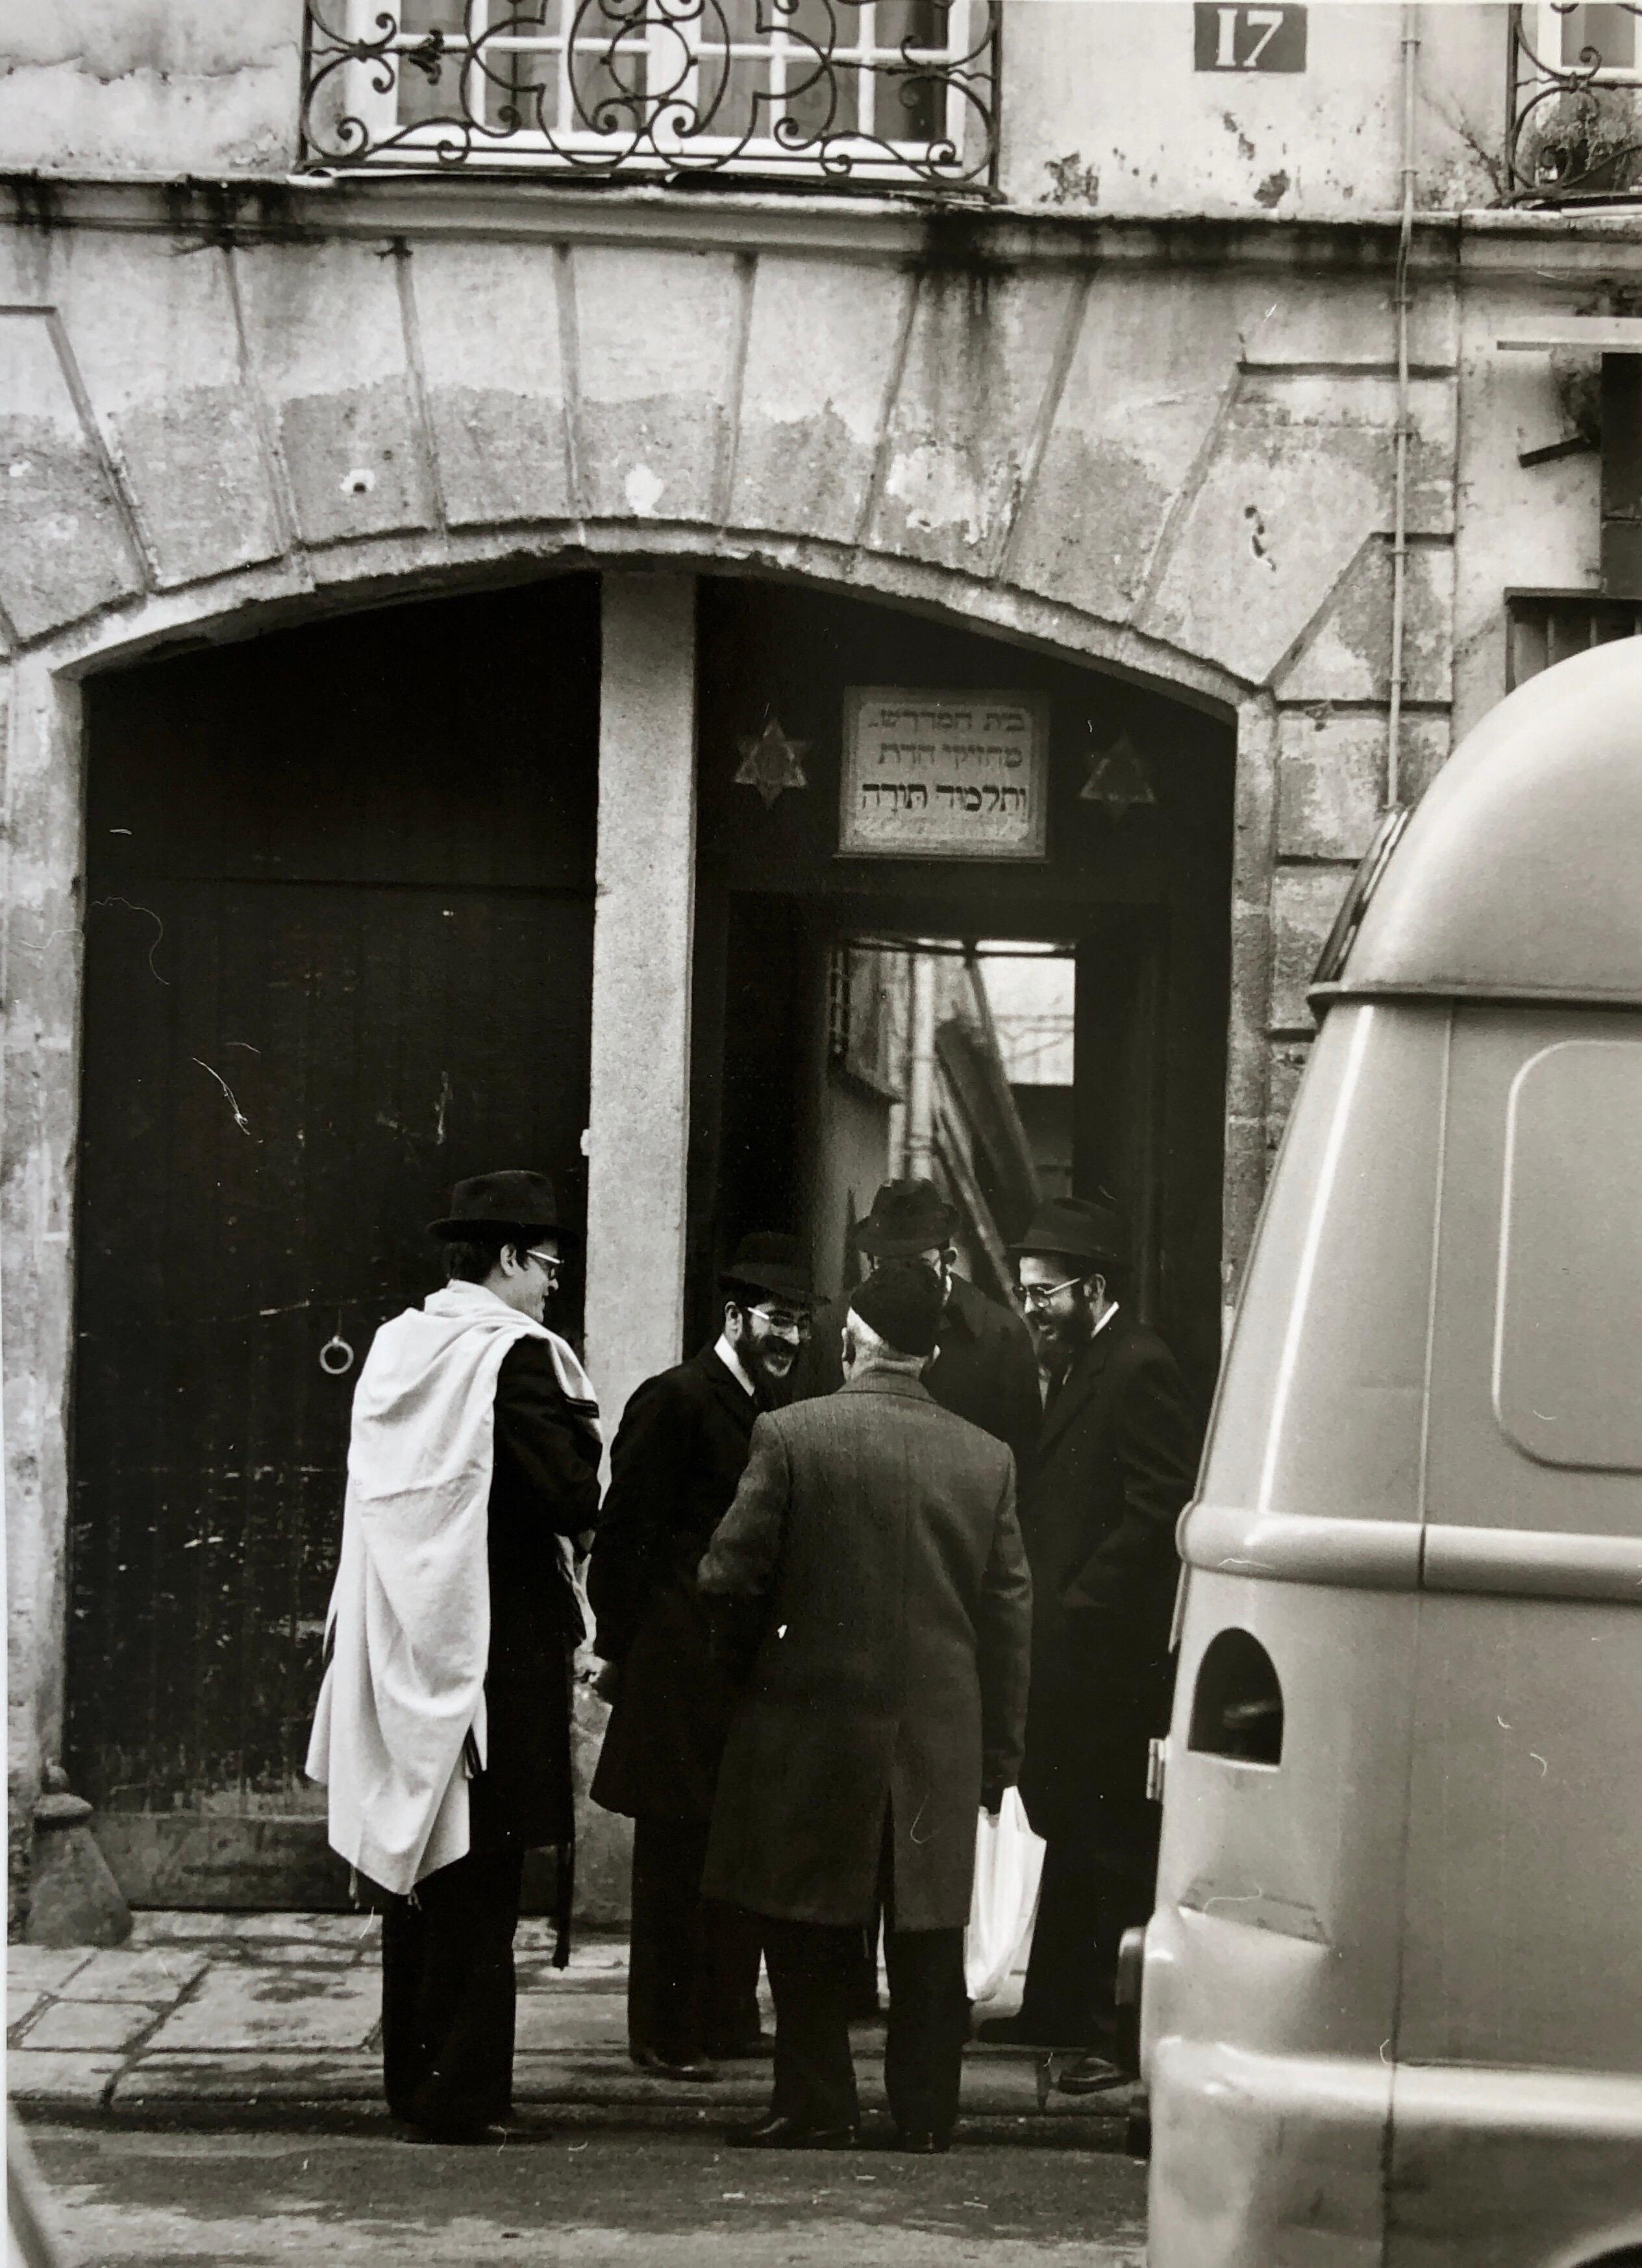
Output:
[12, 191, 1399, 1904]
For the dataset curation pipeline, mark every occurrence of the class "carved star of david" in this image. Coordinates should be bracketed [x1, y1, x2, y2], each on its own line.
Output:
[1080, 733, 1156, 820]
[735, 717, 811, 810]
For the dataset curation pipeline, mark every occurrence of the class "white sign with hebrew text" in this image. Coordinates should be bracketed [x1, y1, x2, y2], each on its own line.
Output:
[840, 688, 1049, 861]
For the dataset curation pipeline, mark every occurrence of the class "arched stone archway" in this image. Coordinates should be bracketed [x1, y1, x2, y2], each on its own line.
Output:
[3, 540, 1272, 1920]
[1, 195, 1452, 1914]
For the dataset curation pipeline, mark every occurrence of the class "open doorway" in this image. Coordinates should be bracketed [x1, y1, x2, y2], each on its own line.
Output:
[712, 904, 1173, 1325]
[812, 934, 1074, 1309]
[688, 577, 1233, 1402]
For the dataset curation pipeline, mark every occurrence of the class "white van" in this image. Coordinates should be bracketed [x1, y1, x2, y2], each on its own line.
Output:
[1134, 637, 1642, 2268]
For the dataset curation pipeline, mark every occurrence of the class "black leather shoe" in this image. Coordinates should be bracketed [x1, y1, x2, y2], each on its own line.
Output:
[730, 2113, 859, 2150]
[894, 2129, 951, 2154]
[1056, 2051, 1130, 2097]
[631, 2047, 721, 2082]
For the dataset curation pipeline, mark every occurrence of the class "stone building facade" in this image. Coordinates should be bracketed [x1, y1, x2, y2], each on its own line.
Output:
[5, 0, 1639, 1928]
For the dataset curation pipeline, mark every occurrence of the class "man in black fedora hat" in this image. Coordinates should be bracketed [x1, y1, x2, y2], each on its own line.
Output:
[588, 1233, 815, 2080]
[788, 1177, 1039, 2017]
[975, 1193, 1201, 2092]
[308, 1170, 603, 2141]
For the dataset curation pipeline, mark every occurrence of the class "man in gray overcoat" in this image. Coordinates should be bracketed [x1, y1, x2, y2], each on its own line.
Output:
[698, 1263, 1033, 2152]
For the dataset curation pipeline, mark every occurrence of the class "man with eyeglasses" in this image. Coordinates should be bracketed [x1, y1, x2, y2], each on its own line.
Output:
[975, 1194, 1200, 2094]
[589, 1233, 814, 2082]
[308, 1170, 602, 2141]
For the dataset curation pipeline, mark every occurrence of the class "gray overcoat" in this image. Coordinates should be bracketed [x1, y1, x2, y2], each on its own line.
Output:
[697, 1368, 1033, 1931]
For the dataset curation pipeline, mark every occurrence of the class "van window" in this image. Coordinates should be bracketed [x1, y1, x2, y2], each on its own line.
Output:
[1495, 1040, 1642, 1472]
[1188, 1629, 1284, 1766]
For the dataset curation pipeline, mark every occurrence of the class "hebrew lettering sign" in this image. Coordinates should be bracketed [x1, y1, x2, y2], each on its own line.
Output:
[840, 689, 1049, 861]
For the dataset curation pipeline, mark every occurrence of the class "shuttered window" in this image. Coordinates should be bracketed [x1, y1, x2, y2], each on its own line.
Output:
[1506, 591, 1642, 690]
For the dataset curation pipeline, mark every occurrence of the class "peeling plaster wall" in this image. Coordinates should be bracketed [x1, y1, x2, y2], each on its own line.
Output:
[1452, 273, 1605, 743]
[0, 1, 301, 177]
[1003, 1, 1506, 219]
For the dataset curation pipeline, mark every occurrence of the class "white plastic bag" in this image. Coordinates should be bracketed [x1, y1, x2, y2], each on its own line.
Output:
[964, 1787, 1046, 2003]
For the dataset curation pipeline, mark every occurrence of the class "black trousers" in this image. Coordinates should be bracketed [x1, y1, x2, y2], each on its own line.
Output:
[628, 1815, 763, 2063]
[1016, 1810, 1161, 2048]
[380, 1846, 525, 2133]
[760, 1820, 969, 2139]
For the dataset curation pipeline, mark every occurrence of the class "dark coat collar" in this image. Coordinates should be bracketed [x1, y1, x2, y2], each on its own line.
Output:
[940, 1275, 985, 1344]
[1036, 1306, 1132, 1458]
[839, 1367, 934, 1404]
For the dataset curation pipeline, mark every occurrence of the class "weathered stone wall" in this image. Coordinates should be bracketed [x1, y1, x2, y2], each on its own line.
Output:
[1452, 223, 1621, 744]
[0, 1, 301, 177]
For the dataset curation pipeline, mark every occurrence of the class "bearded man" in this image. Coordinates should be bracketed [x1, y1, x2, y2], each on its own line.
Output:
[588, 1235, 814, 2080]
[976, 1195, 1201, 2091]
[307, 1171, 601, 2142]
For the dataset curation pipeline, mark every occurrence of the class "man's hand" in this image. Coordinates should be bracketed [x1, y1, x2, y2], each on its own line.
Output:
[591, 1658, 622, 1704]
[981, 1782, 1006, 1816]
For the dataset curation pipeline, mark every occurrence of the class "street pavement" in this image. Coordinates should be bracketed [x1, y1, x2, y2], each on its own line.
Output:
[9, 1910, 1139, 2130]
[25, 2122, 1151, 2266]
[12, 1914, 1148, 2265]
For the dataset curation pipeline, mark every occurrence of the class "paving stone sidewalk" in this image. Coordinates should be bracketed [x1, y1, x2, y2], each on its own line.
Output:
[8, 1915, 1136, 2133]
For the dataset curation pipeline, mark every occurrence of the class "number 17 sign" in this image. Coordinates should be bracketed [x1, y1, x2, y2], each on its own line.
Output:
[1194, 3, 1307, 71]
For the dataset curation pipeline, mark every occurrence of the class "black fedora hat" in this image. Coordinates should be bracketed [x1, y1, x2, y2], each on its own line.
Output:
[1012, 1193, 1127, 1272]
[852, 1177, 958, 1259]
[720, 1232, 813, 1309]
[430, 1170, 571, 1241]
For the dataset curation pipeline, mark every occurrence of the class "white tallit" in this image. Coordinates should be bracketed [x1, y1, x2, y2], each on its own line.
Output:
[305, 1279, 601, 1895]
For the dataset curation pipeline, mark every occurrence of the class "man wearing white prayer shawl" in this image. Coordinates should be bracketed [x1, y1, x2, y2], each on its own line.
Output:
[307, 1170, 601, 2142]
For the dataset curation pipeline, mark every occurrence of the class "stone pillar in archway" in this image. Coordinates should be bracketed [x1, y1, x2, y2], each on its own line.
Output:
[584, 573, 698, 1438]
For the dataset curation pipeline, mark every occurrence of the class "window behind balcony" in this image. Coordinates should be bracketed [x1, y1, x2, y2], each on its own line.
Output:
[301, 0, 997, 186]
[1554, 2, 1637, 71]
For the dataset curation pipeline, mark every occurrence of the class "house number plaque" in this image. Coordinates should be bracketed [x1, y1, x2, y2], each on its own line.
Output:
[1193, 4, 1307, 71]
[840, 688, 1049, 861]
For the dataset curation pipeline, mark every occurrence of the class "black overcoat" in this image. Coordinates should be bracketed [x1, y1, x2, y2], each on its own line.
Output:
[468, 1337, 603, 1855]
[1016, 1308, 1202, 1852]
[699, 1371, 1033, 1930]
[790, 1274, 1041, 1480]
[586, 1344, 760, 1822]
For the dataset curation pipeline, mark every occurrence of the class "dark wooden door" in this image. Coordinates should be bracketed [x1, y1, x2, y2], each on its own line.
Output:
[69, 578, 599, 1906]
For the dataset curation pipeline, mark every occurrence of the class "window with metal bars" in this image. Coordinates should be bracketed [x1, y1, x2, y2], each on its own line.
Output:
[1510, 3, 1642, 202]
[1506, 591, 1642, 689]
[300, 0, 997, 186]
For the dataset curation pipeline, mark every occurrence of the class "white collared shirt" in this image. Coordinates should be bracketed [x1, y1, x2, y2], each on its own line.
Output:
[714, 1333, 757, 1399]
[1093, 1298, 1120, 1342]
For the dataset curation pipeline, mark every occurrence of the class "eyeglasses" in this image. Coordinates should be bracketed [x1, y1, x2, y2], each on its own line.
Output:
[1017, 1274, 1084, 1311]
[749, 1303, 812, 1340]
[525, 1248, 563, 1287]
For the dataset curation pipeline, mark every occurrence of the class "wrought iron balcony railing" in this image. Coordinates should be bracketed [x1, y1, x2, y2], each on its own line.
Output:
[299, 0, 998, 188]
[1508, 1, 1642, 201]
